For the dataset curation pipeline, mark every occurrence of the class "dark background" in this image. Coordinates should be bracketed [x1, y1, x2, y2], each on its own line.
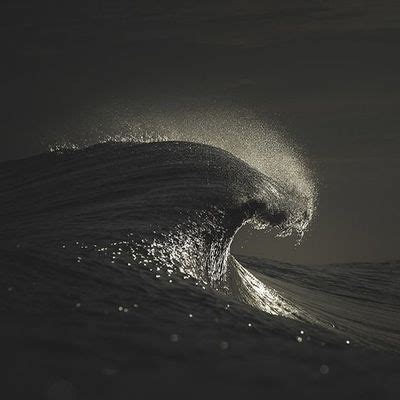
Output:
[1, 0, 399, 264]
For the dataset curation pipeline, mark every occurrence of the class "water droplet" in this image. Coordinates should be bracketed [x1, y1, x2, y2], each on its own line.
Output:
[220, 341, 229, 350]
[170, 334, 179, 343]
[320, 365, 329, 374]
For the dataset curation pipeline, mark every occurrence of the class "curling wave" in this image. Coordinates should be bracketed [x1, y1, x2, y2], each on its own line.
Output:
[1, 141, 398, 352]
[0, 141, 313, 311]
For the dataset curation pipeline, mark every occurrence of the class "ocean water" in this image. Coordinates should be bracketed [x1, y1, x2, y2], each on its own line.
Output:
[1, 141, 399, 399]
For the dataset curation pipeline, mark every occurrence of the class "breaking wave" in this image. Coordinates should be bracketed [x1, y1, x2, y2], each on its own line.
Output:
[2, 139, 398, 352]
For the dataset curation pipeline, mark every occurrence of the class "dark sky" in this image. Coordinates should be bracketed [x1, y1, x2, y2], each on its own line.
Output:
[1, 0, 399, 264]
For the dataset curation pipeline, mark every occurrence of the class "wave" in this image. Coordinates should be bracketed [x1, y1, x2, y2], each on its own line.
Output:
[0, 140, 312, 278]
[1, 141, 398, 352]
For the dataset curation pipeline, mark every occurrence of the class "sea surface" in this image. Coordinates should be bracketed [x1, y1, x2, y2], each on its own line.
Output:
[0, 141, 399, 399]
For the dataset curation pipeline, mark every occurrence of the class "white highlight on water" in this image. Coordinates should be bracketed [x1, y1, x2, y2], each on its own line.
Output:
[231, 256, 305, 319]
[48, 106, 317, 212]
